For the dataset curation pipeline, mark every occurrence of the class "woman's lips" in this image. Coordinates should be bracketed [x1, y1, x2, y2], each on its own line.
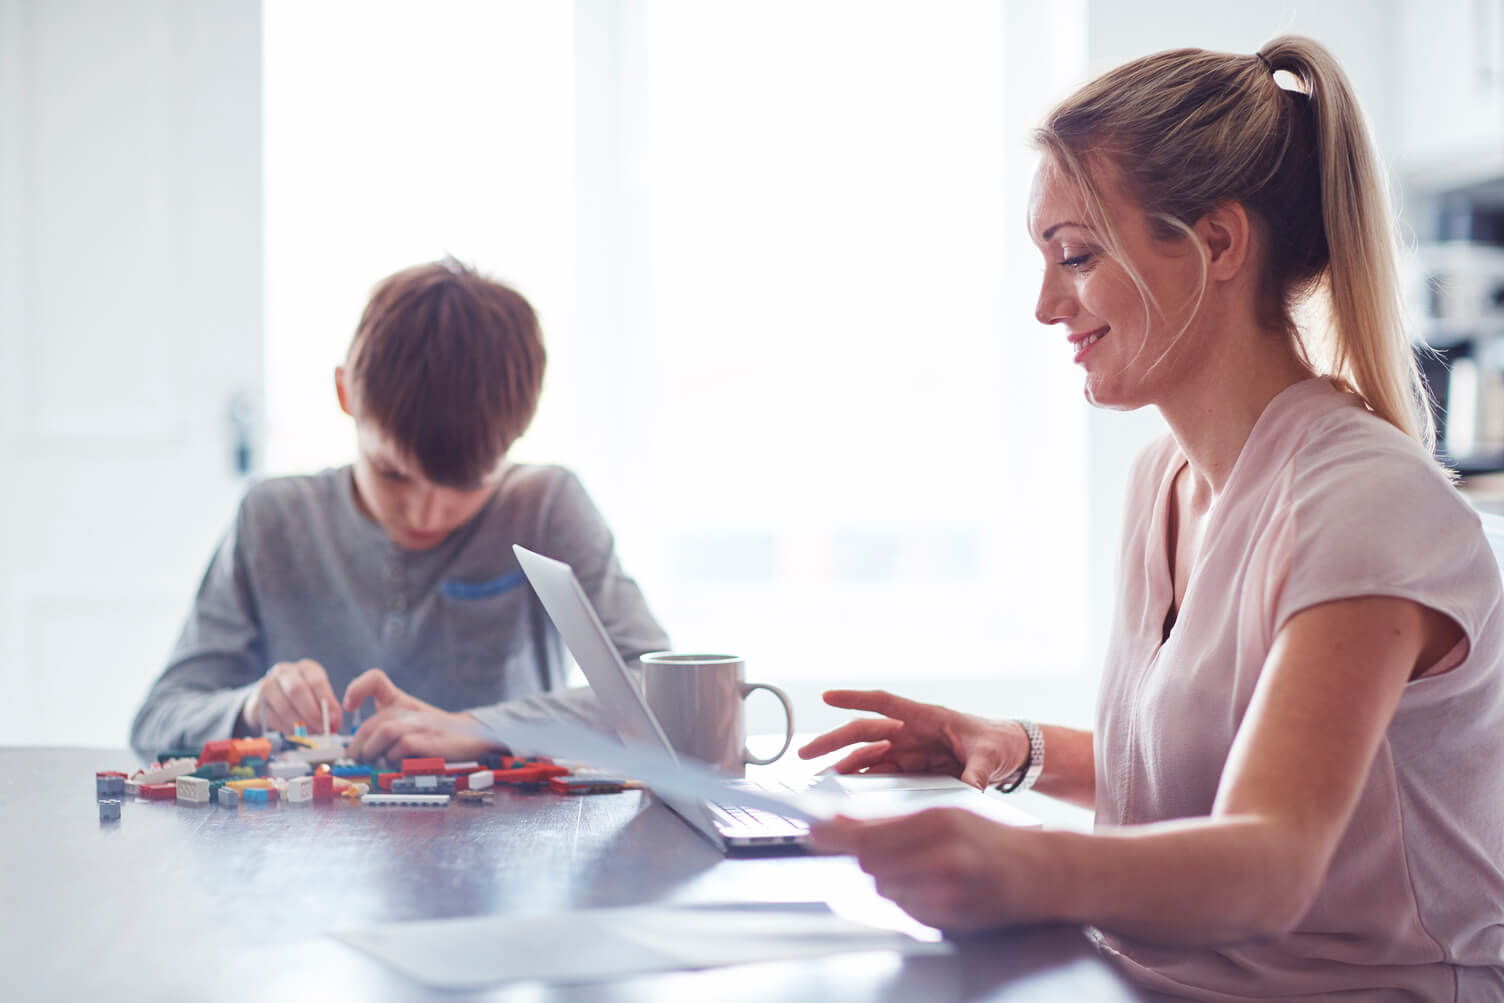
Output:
[1070, 326, 1108, 364]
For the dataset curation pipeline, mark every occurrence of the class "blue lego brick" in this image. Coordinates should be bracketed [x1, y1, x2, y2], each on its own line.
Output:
[218, 786, 240, 807]
[98, 799, 121, 821]
[95, 776, 125, 798]
[243, 787, 270, 804]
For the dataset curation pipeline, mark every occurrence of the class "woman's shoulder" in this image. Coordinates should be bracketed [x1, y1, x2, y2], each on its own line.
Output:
[1287, 396, 1461, 515]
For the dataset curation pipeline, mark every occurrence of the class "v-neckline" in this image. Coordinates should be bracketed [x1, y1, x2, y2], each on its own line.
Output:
[1157, 457, 1191, 646]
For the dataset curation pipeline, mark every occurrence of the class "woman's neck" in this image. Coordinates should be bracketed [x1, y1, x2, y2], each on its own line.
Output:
[1158, 329, 1315, 503]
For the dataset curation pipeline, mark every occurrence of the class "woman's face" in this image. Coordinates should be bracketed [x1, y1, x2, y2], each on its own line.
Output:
[1027, 158, 1206, 410]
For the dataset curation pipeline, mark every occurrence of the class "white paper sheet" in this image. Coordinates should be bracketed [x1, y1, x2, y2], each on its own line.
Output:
[331, 902, 951, 990]
[430, 712, 852, 822]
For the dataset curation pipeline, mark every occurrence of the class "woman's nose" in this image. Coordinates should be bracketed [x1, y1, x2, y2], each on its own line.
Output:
[1035, 273, 1075, 327]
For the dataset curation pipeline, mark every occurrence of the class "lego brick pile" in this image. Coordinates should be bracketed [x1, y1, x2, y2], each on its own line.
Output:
[94, 724, 635, 822]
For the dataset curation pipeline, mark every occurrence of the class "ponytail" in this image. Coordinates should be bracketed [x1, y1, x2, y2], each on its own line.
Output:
[1258, 37, 1433, 451]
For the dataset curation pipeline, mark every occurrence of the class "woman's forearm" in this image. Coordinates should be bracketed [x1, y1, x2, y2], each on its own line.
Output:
[1016, 815, 1319, 944]
[1027, 724, 1095, 810]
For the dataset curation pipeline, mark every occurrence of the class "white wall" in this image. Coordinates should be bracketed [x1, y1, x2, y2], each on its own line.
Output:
[0, 0, 263, 747]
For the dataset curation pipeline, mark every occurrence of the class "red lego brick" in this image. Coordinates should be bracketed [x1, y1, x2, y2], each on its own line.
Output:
[453, 774, 469, 792]
[497, 763, 570, 784]
[199, 740, 233, 763]
[377, 772, 400, 791]
[141, 782, 177, 800]
[550, 775, 627, 795]
[401, 757, 445, 776]
[311, 774, 334, 801]
[441, 762, 482, 776]
[95, 770, 128, 778]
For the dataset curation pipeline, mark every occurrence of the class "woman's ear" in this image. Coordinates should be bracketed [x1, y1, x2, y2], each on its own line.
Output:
[1196, 201, 1253, 281]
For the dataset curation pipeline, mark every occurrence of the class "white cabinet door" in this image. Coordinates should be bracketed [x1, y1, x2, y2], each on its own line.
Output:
[1397, 0, 1504, 183]
[0, 0, 263, 747]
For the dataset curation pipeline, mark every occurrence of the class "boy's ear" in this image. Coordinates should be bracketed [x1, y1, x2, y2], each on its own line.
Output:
[335, 366, 353, 417]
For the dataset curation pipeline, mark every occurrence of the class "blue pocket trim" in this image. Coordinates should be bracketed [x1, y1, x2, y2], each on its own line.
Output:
[440, 570, 527, 601]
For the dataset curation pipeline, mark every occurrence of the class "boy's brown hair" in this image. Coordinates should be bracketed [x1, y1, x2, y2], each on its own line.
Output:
[345, 258, 546, 488]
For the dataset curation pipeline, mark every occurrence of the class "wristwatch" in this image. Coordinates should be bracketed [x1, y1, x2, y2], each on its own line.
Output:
[998, 719, 1044, 793]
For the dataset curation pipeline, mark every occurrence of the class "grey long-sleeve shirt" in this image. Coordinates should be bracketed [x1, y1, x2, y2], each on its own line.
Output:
[130, 463, 670, 762]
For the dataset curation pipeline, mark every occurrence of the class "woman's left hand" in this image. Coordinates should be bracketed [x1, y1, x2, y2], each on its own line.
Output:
[811, 808, 1034, 933]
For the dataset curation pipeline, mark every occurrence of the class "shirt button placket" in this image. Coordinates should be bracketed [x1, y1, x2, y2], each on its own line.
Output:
[383, 558, 403, 648]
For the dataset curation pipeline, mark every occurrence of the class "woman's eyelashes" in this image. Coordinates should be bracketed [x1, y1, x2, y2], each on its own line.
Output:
[1059, 247, 1097, 272]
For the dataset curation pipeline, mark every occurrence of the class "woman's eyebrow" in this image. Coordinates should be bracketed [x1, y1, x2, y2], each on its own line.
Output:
[1042, 221, 1091, 240]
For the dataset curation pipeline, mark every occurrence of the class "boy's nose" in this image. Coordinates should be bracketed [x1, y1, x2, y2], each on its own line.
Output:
[410, 489, 447, 532]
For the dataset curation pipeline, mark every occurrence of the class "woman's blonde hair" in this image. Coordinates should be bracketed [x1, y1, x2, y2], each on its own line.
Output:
[1035, 35, 1434, 451]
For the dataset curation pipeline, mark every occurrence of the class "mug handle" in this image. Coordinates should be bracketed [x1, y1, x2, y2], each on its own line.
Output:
[741, 682, 794, 765]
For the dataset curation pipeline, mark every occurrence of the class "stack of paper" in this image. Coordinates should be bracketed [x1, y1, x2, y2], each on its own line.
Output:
[332, 902, 951, 990]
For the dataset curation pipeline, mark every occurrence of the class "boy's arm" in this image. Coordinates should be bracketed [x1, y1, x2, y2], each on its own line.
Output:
[129, 510, 265, 761]
[471, 469, 670, 738]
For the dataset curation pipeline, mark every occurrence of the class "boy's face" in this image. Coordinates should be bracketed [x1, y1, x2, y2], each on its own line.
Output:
[349, 420, 504, 550]
[337, 367, 504, 550]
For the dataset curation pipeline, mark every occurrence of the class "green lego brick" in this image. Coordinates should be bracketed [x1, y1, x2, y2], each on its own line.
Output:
[156, 748, 201, 764]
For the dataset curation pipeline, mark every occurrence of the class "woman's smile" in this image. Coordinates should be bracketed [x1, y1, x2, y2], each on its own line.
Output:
[1070, 325, 1109, 364]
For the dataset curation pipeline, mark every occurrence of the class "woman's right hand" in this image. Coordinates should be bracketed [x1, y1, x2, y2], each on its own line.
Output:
[797, 689, 1027, 791]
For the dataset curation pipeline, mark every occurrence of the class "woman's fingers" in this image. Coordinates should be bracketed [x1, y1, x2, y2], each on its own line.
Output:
[821, 689, 933, 721]
[797, 718, 902, 759]
[828, 741, 895, 775]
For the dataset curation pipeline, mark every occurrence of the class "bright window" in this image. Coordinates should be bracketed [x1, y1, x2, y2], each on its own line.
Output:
[264, 2, 1089, 695]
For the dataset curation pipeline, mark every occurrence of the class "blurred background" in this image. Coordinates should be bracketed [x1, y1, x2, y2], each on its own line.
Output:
[0, 0, 1494, 747]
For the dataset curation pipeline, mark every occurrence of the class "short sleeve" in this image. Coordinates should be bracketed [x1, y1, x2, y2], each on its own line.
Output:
[1272, 425, 1494, 653]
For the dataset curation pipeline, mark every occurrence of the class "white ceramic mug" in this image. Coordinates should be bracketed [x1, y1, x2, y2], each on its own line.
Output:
[640, 652, 794, 776]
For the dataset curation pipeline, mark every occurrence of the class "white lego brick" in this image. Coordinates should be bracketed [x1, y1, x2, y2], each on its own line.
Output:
[466, 770, 494, 791]
[285, 776, 314, 803]
[140, 758, 198, 784]
[124, 779, 142, 796]
[444, 761, 480, 772]
[414, 774, 438, 789]
[268, 760, 310, 779]
[176, 776, 211, 803]
[361, 793, 450, 807]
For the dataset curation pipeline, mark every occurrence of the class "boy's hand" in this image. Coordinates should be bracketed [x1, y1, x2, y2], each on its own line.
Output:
[343, 668, 494, 763]
[243, 659, 343, 736]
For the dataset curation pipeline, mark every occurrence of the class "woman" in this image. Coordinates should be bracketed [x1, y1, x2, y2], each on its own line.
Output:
[805, 36, 1504, 999]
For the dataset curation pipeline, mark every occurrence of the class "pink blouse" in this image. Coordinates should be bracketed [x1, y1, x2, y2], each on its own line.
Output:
[1093, 379, 1504, 1000]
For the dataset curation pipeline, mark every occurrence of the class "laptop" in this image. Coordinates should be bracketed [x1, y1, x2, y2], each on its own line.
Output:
[512, 544, 1036, 852]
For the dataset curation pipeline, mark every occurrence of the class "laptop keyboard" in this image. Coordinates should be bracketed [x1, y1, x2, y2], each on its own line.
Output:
[708, 797, 809, 842]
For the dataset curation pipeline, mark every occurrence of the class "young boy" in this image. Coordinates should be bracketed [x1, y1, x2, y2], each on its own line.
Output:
[130, 259, 669, 763]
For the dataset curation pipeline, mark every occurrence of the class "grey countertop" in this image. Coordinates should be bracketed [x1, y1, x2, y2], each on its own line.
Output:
[0, 747, 1151, 1003]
